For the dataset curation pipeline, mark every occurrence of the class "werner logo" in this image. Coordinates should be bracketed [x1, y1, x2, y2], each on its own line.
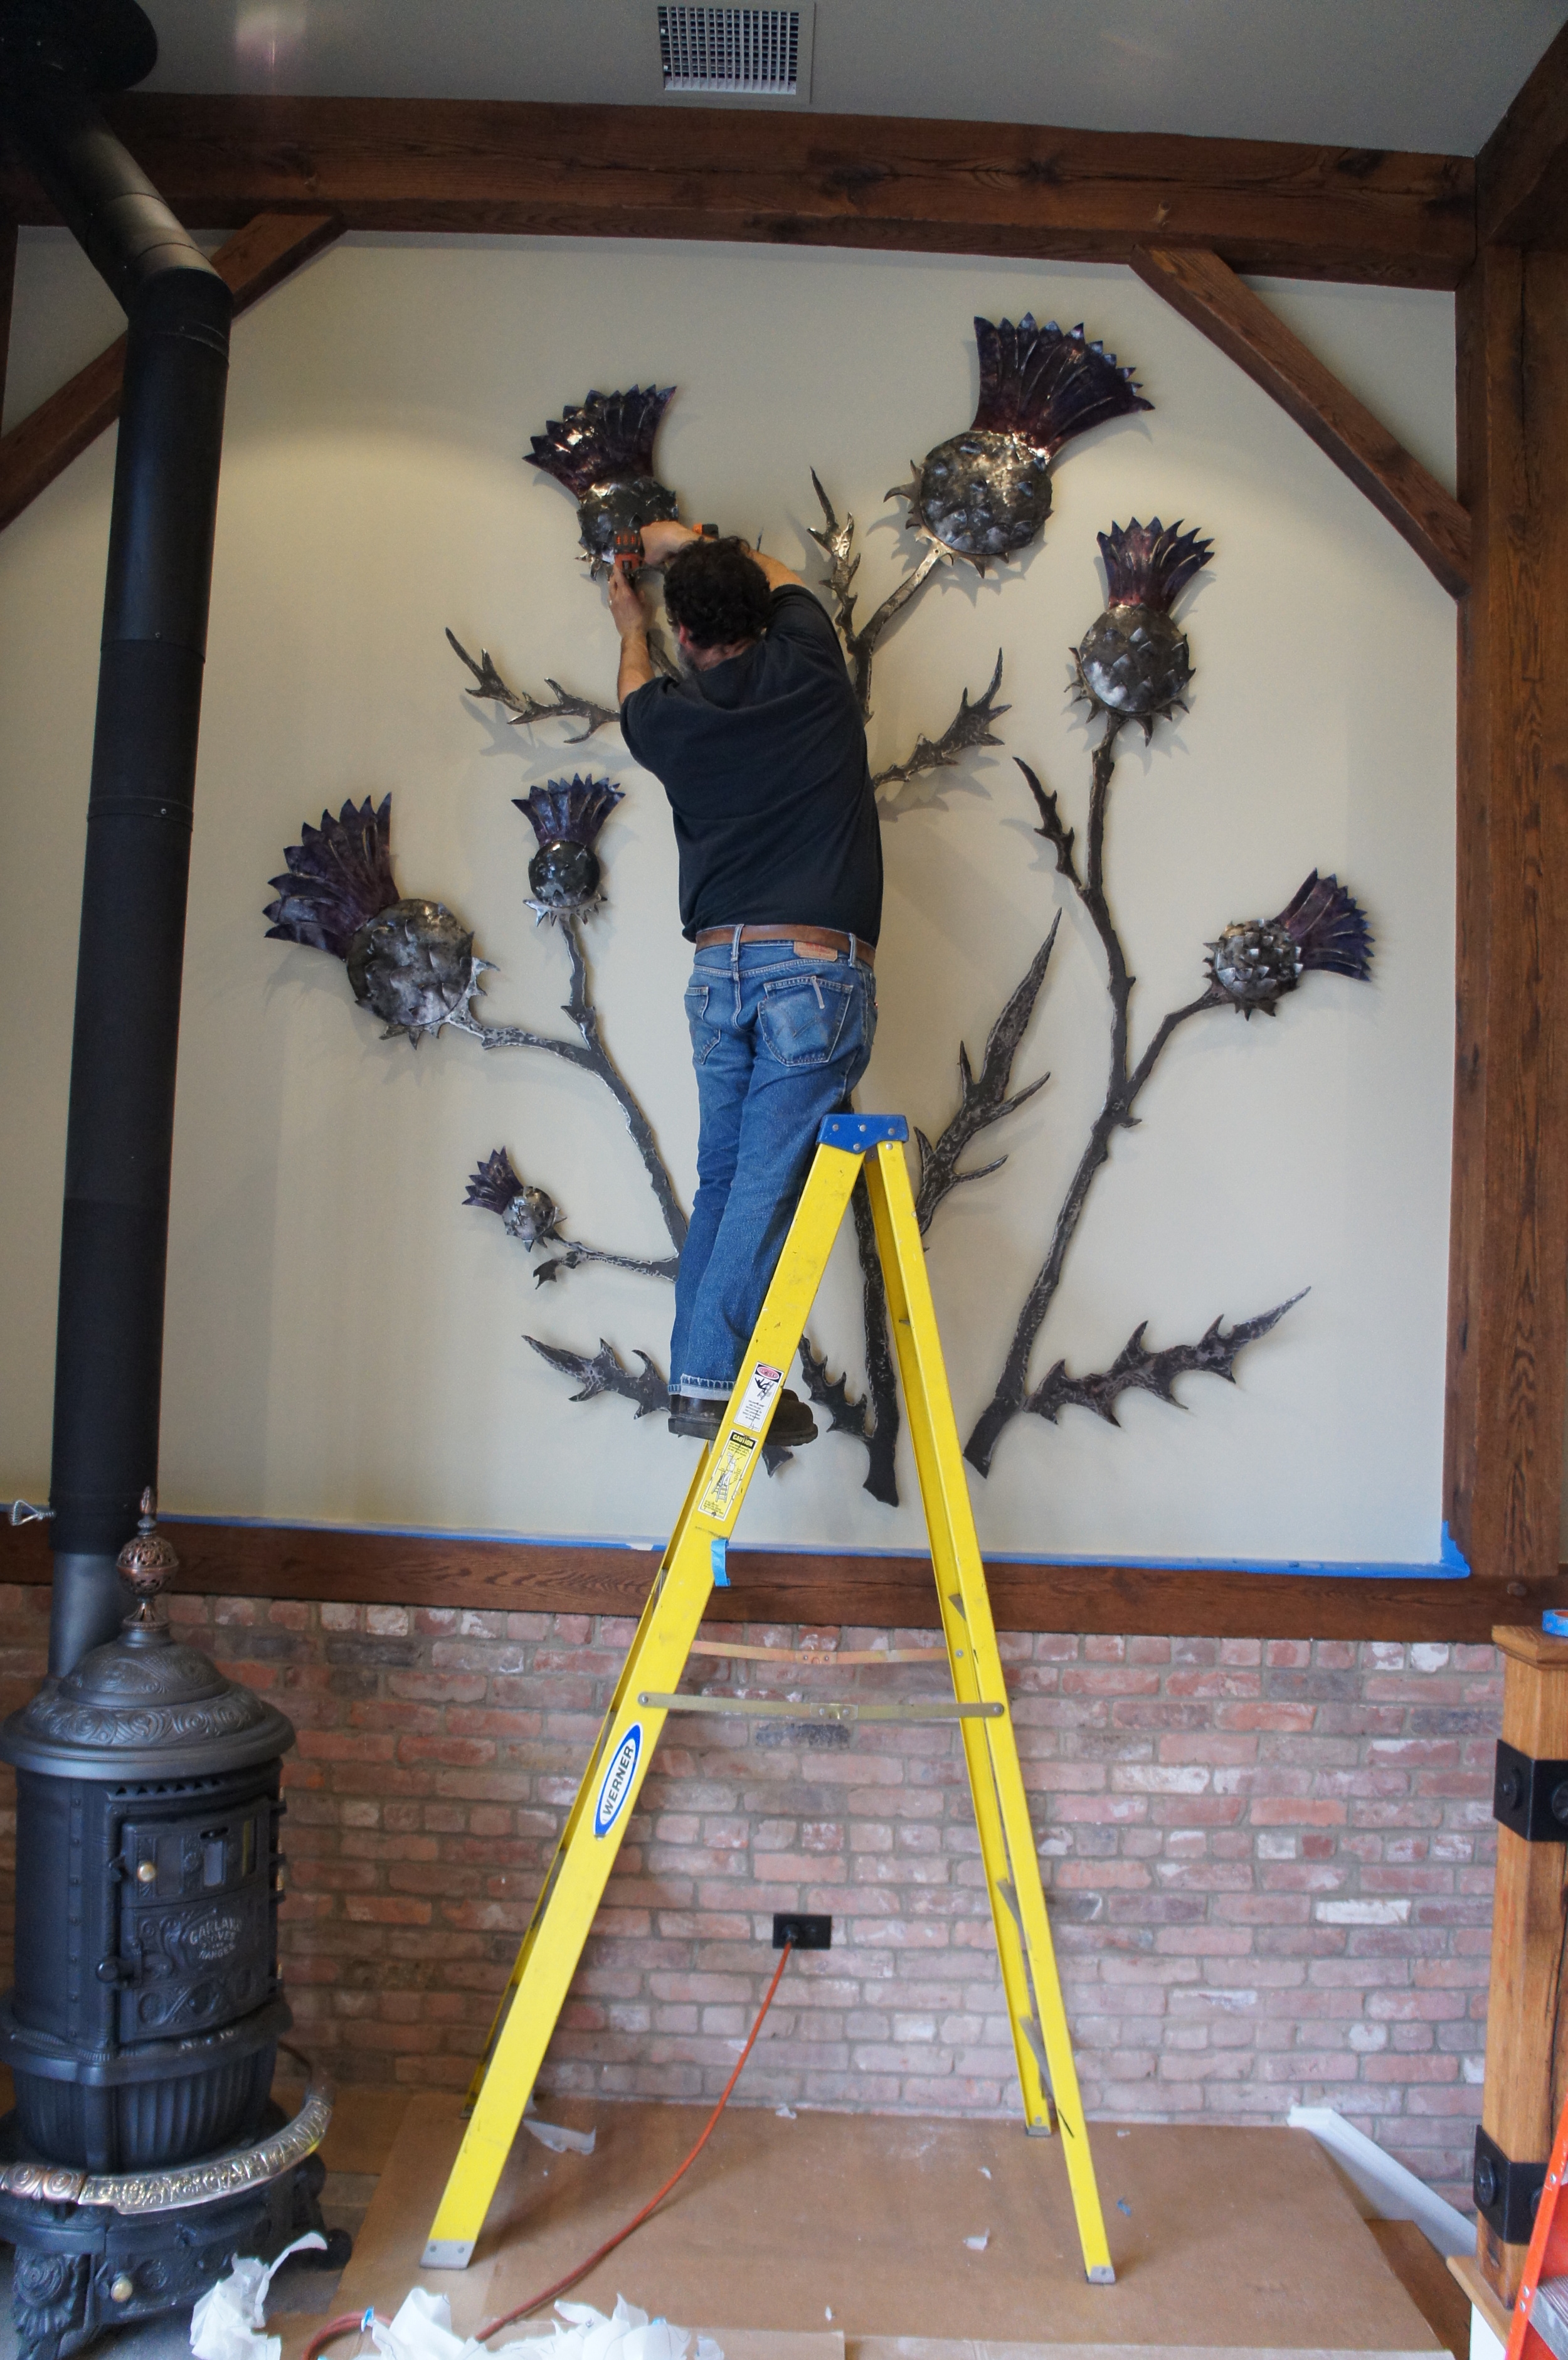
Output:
[594, 1724, 642, 1839]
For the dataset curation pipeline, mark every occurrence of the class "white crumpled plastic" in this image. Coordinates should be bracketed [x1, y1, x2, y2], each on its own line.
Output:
[189, 2233, 328, 2360]
[372, 2288, 470, 2360]
[371, 2290, 721, 2360]
[521, 2103, 596, 2158]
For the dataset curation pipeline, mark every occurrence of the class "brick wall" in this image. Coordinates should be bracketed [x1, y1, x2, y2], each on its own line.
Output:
[0, 1585, 1499, 2209]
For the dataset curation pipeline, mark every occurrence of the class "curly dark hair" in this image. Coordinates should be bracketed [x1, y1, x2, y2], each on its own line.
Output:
[663, 536, 773, 649]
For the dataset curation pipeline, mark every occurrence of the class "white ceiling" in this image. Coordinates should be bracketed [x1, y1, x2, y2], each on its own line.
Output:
[137, 0, 1565, 158]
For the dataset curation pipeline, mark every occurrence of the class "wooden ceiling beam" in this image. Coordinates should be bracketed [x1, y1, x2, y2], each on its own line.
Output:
[1130, 244, 1470, 597]
[0, 210, 341, 533]
[0, 95, 1476, 288]
[1479, 18, 1568, 247]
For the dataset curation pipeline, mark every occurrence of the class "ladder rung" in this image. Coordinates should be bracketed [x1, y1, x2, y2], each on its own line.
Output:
[689, 1640, 949, 1666]
[635, 1691, 1003, 1723]
[1534, 2278, 1568, 2360]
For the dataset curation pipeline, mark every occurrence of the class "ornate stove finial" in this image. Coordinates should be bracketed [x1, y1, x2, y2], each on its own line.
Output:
[116, 1487, 179, 1624]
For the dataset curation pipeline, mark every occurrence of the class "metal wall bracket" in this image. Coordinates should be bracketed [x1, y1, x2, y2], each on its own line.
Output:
[1474, 2123, 1547, 2245]
[1493, 1737, 1568, 1841]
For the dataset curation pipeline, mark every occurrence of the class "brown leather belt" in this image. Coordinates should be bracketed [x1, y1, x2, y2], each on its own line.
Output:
[693, 922, 875, 969]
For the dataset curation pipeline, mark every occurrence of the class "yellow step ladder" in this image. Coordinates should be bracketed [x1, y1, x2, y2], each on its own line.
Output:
[421, 1113, 1115, 2285]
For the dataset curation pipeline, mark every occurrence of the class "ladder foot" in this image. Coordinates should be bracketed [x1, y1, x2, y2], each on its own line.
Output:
[421, 2240, 475, 2271]
[1087, 2266, 1116, 2287]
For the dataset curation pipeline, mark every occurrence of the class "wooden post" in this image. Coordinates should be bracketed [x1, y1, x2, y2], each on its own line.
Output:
[1478, 1626, 1568, 2303]
[1446, 246, 1568, 1589]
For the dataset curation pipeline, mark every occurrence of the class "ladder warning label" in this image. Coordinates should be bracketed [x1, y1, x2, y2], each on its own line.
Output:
[698, 1429, 756, 1519]
[734, 1361, 782, 1432]
[593, 1723, 642, 1838]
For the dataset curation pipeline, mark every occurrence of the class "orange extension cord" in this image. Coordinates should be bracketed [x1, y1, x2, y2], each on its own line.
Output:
[303, 1942, 795, 2360]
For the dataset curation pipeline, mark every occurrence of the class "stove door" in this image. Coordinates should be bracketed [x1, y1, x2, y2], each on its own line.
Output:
[115, 1802, 276, 2042]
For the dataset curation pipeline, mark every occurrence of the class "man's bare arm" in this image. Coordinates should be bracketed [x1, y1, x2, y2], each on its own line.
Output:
[639, 517, 805, 593]
[607, 558, 658, 704]
[739, 543, 806, 593]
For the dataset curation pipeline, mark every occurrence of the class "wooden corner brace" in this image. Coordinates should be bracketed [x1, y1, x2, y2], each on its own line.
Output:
[1130, 243, 1471, 600]
[0, 210, 342, 535]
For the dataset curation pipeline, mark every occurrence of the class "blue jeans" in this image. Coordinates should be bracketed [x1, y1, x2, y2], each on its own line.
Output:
[671, 935, 877, 1399]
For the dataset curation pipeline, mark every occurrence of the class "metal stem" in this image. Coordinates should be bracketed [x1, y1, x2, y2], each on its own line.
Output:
[965, 723, 1226, 1475]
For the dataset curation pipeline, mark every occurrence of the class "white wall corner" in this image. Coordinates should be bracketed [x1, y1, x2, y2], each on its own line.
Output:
[1289, 2102, 1477, 2257]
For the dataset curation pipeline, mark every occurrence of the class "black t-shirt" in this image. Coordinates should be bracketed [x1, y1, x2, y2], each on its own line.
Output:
[620, 585, 882, 945]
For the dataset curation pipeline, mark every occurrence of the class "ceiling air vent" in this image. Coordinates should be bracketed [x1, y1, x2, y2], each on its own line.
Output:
[657, 6, 815, 104]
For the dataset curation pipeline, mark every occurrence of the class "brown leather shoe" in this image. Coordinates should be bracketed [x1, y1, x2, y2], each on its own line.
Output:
[667, 1388, 818, 1447]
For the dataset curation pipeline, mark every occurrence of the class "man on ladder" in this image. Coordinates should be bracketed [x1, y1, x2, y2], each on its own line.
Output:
[421, 1115, 1116, 2289]
[610, 521, 881, 1454]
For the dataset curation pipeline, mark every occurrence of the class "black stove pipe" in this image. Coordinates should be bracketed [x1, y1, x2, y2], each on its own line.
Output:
[0, 2, 231, 1675]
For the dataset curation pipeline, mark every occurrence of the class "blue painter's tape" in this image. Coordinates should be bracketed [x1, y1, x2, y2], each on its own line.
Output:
[1438, 1523, 1471, 1576]
[818, 1112, 909, 1149]
[162, 1514, 1472, 1581]
[711, 1536, 730, 1589]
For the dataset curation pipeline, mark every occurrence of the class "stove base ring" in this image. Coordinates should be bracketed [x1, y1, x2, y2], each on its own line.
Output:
[0, 2105, 351, 2360]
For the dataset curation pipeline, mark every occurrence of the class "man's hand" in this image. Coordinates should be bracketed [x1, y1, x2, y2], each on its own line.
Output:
[608, 558, 657, 704]
[638, 519, 699, 568]
[607, 555, 649, 641]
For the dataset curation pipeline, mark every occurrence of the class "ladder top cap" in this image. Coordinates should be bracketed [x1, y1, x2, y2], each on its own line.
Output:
[818, 1112, 909, 1148]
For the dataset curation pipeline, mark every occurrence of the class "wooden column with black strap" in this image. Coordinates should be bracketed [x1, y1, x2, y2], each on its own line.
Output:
[1476, 1625, 1568, 2302]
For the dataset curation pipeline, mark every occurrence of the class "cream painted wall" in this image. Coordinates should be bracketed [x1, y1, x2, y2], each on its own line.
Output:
[0, 233, 1456, 1563]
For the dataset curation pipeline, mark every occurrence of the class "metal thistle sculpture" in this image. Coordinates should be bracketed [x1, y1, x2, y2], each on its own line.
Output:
[957, 524, 1375, 1475]
[465, 1146, 678, 1285]
[525, 385, 679, 575]
[514, 776, 623, 921]
[263, 797, 489, 1046]
[808, 314, 1148, 731]
[1207, 873, 1374, 1018]
[891, 317, 1150, 571]
[263, 792, 686, 1257]
[266, 330, 1378, 1522]
[1073, 517, 1212, 734]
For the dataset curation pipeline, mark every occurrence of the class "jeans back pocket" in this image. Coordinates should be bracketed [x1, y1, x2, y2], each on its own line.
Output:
[685, 981, 721, 1066]
[758, 974, 857, 1069]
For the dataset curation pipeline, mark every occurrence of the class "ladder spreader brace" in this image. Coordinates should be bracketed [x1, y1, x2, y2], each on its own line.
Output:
[420, 1112, 1116, 2285]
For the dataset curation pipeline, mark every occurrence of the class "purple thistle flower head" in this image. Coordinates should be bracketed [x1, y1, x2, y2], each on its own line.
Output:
[464, 1147, 560, 1249]
[1276, 871, 1375, 979]
[464, 1147, 524, 1217]
[524, 386, 680, 573]
[971, 317, 1152, 457]
[1207, 871, 1374, 1017]
[1073, 519, 1214, 735]
[526, 386, 672, 496]
[263, 795, 398, 957]
[890, 317, 1151, 573]
[514, 776, 623, 853]
[264, 794, 488, 1044]
[1098, 518, 1212, 614]
[514, 775, 624, 920]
